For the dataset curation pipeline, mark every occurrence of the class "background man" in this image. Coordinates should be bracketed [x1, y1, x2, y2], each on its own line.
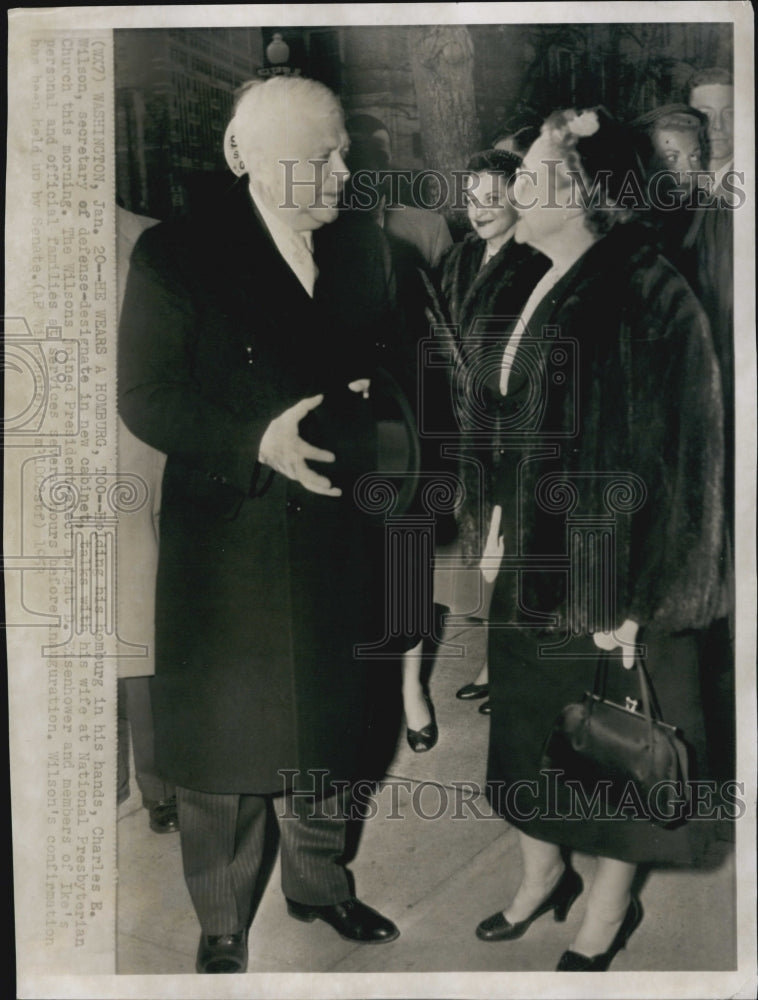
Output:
[116, 204, 178, 836]
[688, 66, 734, 186]
[344, 113, 453, 267]
[687, 66, 736, 802]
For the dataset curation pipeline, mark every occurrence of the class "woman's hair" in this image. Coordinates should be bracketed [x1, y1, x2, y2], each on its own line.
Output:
[226, 76, 342, 178]
[628, 104, 709, 178]
[465, 148, 522, 180]
[539, 107, 644, 237]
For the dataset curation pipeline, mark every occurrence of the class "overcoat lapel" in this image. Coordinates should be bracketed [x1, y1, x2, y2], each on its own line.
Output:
[213, 184, 325, 398]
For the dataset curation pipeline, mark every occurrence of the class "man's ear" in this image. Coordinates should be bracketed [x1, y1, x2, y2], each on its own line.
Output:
[223, 120, 247, 177]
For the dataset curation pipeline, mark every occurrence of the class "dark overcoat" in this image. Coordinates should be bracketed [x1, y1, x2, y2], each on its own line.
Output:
[118, 184, 396, 794]
[431, 232, 550, 563]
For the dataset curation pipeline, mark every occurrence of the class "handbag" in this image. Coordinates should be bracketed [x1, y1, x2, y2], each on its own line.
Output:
[541, 651, 691, 828]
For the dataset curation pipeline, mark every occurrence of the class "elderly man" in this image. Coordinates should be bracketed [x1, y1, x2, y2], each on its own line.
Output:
[118, 77, 400, 974]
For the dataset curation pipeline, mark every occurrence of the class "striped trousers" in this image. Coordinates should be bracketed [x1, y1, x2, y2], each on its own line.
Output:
[176, 786, 352, 935]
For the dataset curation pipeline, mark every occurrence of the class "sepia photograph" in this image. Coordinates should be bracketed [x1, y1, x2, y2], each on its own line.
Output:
[5, 4, 756, 998]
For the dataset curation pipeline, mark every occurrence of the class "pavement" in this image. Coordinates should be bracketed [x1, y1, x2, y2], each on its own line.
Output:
[117, 621, 737, 978]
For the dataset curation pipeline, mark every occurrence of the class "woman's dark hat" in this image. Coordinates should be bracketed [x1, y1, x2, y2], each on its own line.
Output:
[465, 148, 522, 180]
[559, 106, 644, 205]
[628, 103, 708, 134]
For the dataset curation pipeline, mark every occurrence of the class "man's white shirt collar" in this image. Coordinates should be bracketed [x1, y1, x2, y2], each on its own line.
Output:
[249, 184, 317, 297]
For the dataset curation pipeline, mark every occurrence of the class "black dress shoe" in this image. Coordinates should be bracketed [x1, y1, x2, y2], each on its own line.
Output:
[476, 867, 583, 942]
[556, 896, 643, 971]
[286, 897, 400, 943]
[456, 682, 489, 700]
[478, 700, 492, 715]
[196, 932, 248, 974]
[145, 796, 180, 834]
[406, 693, 438, 752]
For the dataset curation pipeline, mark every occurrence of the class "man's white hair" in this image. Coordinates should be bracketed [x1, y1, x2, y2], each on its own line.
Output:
[224, 76, 343, 180]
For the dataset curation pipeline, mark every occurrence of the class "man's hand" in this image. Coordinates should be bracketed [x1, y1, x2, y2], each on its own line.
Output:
[592, 618, 640, 669]
[258, 394, 341, 496]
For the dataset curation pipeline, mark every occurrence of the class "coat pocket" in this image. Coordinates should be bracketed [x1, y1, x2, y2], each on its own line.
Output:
[161, 459, 245, 522]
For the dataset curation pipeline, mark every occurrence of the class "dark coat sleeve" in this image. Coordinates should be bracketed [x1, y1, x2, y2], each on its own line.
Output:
[117, 225, 270, 496]
[623, 261, 725, 632]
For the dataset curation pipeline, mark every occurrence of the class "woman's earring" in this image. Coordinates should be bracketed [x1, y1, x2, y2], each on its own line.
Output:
[238, 160, 245, 172]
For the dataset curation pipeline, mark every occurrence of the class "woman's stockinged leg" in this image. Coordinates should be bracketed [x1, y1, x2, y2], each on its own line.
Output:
[401, 640, 431, 731]
[473, 660, 489, 686]
[504, 830, 565, 922]
[570, 856, 637, 958]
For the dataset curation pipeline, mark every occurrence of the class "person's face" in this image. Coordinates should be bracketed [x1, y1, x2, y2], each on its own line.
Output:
[465, 171, 517, 243]
[689, 83, 734, 166]
[512, 133, 578, 247]
[370, 128, 392, 164]
[651, 127, 703, 189]
[260, 106, 350, 231]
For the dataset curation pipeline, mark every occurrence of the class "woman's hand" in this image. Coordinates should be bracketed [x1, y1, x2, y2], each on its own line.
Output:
[480, 504, 505, 583]
[592, 619, 640, 669]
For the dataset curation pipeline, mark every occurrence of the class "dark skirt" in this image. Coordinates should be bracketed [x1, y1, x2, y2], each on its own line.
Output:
[486, 623, 717, 866]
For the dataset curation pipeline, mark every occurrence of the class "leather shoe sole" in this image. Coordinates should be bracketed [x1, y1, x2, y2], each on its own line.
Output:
[286, 897, 399, 943]
[196, 932, 247, 973]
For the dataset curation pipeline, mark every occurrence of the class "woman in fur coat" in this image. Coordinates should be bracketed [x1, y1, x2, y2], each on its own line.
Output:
[473, 108, 726, 971]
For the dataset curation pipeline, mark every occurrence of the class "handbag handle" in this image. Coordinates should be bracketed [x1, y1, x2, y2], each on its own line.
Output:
[593, 648, 667, 737]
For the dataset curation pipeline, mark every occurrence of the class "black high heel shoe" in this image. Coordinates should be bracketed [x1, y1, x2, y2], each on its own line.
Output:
[476, 866, 583, 942]
[406, 692, 438, 752]
[556, 896, 643, 971]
